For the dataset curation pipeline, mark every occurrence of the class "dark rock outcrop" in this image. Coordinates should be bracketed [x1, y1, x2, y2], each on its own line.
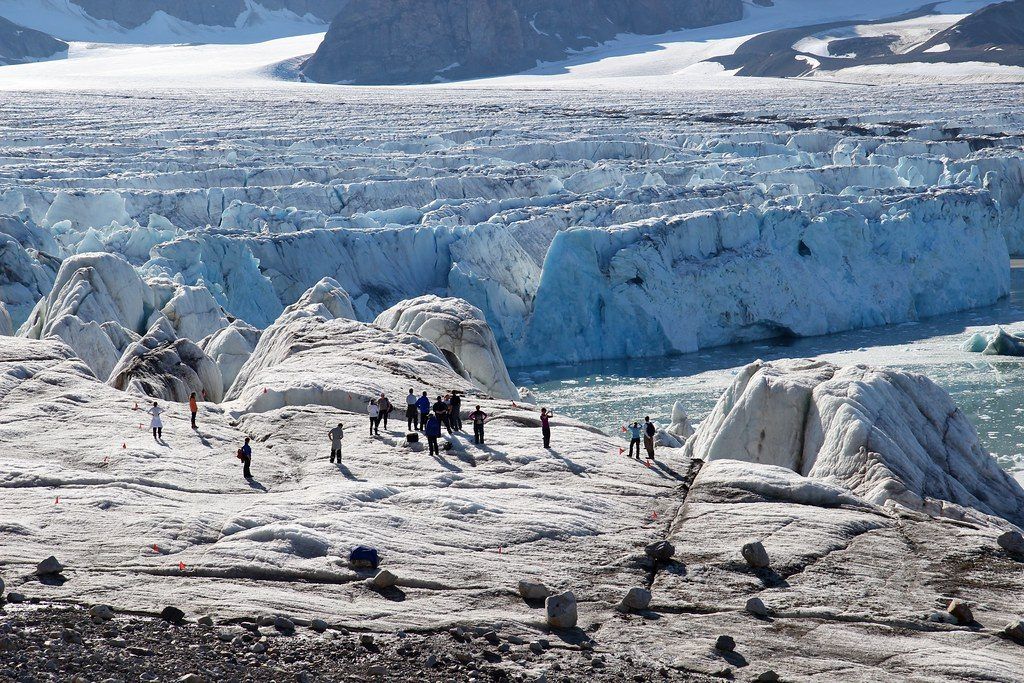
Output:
[912, 0, 1024, 66]
[302, 0, 744, 84]
[70, 0, 349, 29]
[0, 16, 67, 66]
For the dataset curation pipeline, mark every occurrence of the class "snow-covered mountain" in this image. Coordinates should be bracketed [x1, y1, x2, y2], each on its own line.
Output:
[0, 0, 345, 43]
[715, 0, 1024, 81]
[301, 0, 745, 84]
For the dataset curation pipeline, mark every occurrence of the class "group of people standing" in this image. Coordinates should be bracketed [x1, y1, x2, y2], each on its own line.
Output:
[625, 416, 658, 460]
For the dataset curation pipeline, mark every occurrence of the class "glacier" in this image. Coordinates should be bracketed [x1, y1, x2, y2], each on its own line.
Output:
[4, 87, 1022, 370]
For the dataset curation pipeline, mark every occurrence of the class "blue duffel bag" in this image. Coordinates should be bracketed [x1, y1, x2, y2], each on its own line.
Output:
[349, 545, 379, 569]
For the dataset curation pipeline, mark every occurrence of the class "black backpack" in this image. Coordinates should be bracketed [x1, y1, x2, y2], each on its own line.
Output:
[645, 422, 656, 437]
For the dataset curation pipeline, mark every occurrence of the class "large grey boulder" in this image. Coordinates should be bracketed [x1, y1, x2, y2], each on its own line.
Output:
[742, 541, 771, 569]
[35, 556, 64, 576]
[545, 591, 578, 629]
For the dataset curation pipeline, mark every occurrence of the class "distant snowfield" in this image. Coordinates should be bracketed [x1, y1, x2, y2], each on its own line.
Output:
[0, 0, 1020, 91]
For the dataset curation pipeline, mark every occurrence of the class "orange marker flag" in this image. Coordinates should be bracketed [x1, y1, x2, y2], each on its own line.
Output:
[651, 511, 658, 520]
[152, 544, 160, 553]
[618, 447, 625, 455]
[621, 425, 627, 432]
[54, 496, 60, 504]
[178, 562, 187, 571]
[122, 443, 127, 449]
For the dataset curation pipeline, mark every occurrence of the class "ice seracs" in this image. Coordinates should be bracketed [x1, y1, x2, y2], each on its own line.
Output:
[683, 359, 1024, 526]
[374, 295, 518, 400]
[18, 252, 155, 380]
[108, 317, 224, 403]
[200, 320, 261, 396]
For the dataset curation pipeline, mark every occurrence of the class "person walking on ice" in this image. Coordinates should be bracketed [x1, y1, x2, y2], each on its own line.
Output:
[189, 392, 198, 429]
[367, 399, 380, 436]
[148, 401, 165, 440]
[406, 389, 419, 431]
[239, 437, 252, 479]
[450, 391, 463, 431]
[328, 422, 344, 463]
[469, 405, 488, 444]
[644, 416, 657, 460]
[416, 391, 431, 430]
[628, 421, 642, 459]
[378, 393, 392, 431]
[425, 412, 442, 456]
[540, 407, 553, 449]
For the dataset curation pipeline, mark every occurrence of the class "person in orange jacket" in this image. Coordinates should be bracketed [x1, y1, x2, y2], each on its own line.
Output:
[189, 392, 199, 429]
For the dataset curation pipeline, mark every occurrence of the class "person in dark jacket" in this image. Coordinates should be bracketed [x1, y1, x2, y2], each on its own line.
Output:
[644, 416, 657, 460]
[450, 392, 463, 431]
[240, 437, 253, 479]
[378, 393, 392, 430]
[433, 396, 452, 435]
[416, 391, 431, 430]
[540, 408, 552, 449]
[406, 388, 419, 431]
[469, 405, 487, 444]
[424, 412, 442, 456]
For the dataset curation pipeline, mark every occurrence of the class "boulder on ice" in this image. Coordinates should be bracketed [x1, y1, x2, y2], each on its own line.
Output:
[374, 295, 518, 399]
[683, 359, 1024, 526]
[108, 317, 224, 403]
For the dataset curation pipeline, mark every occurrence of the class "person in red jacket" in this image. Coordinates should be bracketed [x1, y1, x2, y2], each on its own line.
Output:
[189, 392, 199, 429]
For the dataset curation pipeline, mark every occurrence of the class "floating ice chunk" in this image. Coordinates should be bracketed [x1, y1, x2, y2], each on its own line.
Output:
[962, 332, 989, 353]
[374, 295, 518, 400]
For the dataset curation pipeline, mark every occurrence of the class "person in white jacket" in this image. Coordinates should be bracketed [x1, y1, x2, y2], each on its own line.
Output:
[367, 399, 381, 436]
[148, 402, 165, 440]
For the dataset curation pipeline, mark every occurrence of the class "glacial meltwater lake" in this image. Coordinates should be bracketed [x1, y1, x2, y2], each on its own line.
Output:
[514, 265, 1024, 483]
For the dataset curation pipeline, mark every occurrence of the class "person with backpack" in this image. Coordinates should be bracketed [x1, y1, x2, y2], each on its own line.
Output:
[628, 421, 643, 459]
[189, 392, 198, 429]
[148, 401, 165, 440]
[378, 393, 392, 431]
[239, 437, 252, 479]
[644, 416, 657, 460]
[469, 405, 488, 444]
[367, 399, 381, 436]
[540, 408, 553, 449]
[406, 388, 419, 431]
[433, 396, 452, 435]
[416, 391, 431, 430]
[328, 422, 344, 463]
[424, 412, 442, 456]
[450, 391, 463, 431]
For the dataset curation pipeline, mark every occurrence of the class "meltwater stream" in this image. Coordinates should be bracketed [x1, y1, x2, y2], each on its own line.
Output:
[514, 266, 1024, 481]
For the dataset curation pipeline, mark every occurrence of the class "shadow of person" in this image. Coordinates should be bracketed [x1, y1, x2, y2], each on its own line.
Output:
[245, 478, 268, 492]
[368, 585, 406, 602]
[335, 462, 366, 482]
